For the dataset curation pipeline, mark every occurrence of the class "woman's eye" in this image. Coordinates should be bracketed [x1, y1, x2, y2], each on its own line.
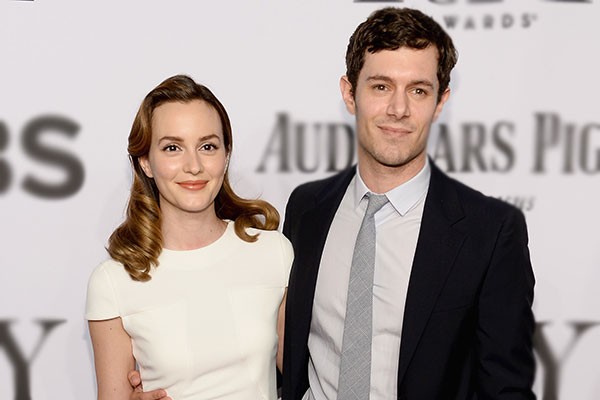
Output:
[201, 143, 217, 151]
[163, 144, 179, 152]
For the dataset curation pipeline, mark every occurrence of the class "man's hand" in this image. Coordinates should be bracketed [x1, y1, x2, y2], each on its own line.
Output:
[128, 370, 171, 400]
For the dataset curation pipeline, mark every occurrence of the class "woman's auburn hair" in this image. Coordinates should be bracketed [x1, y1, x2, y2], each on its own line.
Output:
[107, 75, 280, 282]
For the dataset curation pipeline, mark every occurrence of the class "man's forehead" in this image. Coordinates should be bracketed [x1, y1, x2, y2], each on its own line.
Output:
[360, 47, 440, 80]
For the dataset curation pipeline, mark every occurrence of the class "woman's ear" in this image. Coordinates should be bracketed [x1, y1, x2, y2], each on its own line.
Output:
[138, 156, 153, 178]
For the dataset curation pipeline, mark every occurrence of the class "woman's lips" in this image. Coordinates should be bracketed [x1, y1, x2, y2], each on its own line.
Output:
[178, 180, 208, 190]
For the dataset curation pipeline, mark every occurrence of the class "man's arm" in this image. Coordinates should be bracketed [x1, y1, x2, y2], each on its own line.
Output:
[126, 371, 171, 400]
[476, 209, 536, 399]
[277, 288, 288, 373]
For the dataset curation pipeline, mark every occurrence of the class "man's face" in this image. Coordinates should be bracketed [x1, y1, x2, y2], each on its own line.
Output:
[341, 46, 449, 178]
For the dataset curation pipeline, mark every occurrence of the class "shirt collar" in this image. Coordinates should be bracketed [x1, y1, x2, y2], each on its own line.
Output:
[353, 159, 431, 216]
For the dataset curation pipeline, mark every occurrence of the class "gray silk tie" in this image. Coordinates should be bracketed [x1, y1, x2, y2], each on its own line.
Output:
[337, 193, 389, 400]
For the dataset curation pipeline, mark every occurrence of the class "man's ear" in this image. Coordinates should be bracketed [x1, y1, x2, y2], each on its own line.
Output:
[340, 75, 356, 115]
[138, 156, 153, 178]
[433, 88, 451, 121]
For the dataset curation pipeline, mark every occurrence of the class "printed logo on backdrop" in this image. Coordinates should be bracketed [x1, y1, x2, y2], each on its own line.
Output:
[0, 319, 66, 400]
[354, 0, 593, 30]
[255, 115, 600, 399]
[256, 111, 600, 212]
[0, 116, 84, 199]
[535, 321, 600, 400]
[3, 319, 597, 400]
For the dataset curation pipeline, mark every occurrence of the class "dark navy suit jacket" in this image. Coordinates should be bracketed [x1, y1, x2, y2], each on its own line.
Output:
[281, 160, 536, 400]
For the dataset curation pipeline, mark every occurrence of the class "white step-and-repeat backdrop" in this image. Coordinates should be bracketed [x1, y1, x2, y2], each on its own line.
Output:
[1, 0, 599, 399]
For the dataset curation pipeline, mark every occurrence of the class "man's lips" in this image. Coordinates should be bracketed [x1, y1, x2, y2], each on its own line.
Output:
[178, 180, 208, 190]
[377, 124, 412, 135]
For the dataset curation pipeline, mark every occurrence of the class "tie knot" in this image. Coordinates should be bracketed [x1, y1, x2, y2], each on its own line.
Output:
[365, 193, 388, 218]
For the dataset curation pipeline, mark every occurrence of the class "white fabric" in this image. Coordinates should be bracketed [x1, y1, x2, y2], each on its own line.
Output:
[306, 163, 429, 400]
[86, 222, 293, 400]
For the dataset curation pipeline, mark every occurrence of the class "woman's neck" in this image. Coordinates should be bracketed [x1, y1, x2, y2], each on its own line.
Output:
[160, 208, 227, 251]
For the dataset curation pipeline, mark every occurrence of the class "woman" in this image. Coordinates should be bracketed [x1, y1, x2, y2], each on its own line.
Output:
[86, 75, 292, 400]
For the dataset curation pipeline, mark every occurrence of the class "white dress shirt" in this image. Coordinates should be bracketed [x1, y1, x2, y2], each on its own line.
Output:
[303, 161, 430, 400]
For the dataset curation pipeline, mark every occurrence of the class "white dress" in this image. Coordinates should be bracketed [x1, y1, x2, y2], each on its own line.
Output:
[86, 222, 293, 400]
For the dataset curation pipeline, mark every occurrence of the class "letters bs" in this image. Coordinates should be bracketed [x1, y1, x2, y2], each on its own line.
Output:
[0, 116, 85, 198]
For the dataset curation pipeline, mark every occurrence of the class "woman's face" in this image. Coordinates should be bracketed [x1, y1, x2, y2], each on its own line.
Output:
[139, 100, 228, 220]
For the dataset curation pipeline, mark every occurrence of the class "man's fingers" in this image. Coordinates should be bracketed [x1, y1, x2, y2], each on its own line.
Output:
[126, 370, 169, 399]
[130, 388, 169, 400]
[127, 370, 142, 388]
[145, 389, 169, 399]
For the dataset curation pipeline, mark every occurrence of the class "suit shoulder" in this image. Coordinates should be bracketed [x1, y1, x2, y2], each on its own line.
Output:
[289, 171, 342, 198]
[288, 167, 354, 204]
[444, 173, 525, 222]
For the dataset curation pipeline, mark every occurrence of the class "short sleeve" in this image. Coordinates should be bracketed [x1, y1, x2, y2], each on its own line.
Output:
[278, 233, 294, 287]
[85, 260, 121, 320]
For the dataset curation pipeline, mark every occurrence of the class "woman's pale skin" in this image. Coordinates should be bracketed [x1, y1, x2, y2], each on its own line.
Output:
[89, 100, 287, 400]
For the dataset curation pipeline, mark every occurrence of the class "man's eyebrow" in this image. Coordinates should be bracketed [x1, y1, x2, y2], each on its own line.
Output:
[366, 75, 395, 84]
[366, 75, 435, 89]
[410, 79, 435, 89]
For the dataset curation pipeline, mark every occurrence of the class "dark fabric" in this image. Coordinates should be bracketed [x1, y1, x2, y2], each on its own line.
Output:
[281, 159, 536, 400]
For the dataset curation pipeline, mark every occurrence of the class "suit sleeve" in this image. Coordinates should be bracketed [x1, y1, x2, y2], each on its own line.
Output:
[277, 233, 294, 287]
[476, 208, 536, 399]
[278, 186, 301, 393]
[283, 184, 305, 242]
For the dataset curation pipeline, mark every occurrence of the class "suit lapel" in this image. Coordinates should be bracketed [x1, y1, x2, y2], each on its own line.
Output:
[290, 162, 467, 389]
[292, 167, 356, 337]
[397, 161, 467, 384]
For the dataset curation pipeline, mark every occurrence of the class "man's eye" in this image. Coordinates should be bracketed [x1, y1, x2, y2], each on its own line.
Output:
[374, 84, 387, 91]
[414, 88, 427, 96]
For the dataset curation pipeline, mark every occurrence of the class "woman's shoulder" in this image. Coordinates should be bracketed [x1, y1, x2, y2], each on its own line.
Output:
[236, 225, 291, 255]
[86, 258, 130, 320]
[88, 257, 132, 285]
[92, 257, 126, 273]
[235, 228, 293, 284]
[245, 227, 290, 247]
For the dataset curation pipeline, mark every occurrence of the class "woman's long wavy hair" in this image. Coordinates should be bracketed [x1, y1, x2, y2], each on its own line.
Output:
[107, 75, 280, 281]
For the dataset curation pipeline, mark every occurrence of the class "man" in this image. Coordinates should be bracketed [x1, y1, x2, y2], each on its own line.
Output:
[281, 7, 535, 400]
[128, 7, 535, 400]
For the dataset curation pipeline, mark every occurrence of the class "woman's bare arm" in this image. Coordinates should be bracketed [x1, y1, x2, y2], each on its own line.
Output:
[89, 318, 135, 400]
